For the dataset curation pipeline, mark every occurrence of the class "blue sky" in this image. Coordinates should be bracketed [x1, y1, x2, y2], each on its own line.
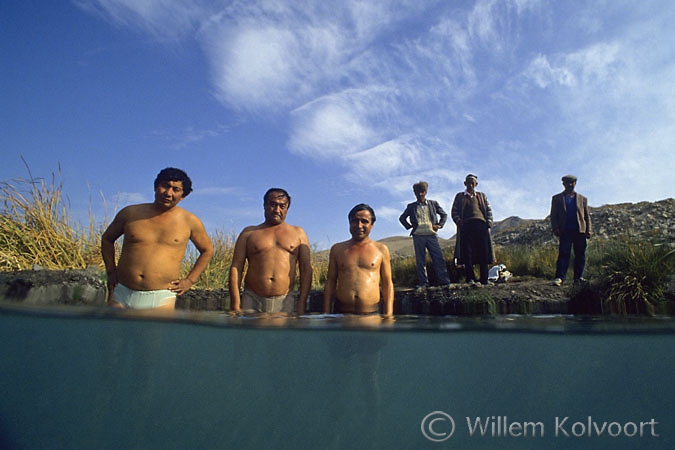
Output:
[2, 0, 674, 250]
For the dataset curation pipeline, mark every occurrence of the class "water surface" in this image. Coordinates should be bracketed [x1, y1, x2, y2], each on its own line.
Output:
[1, 304, 673, 449]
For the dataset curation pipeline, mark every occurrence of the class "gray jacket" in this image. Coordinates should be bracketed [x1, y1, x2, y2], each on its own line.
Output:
[399, 200, 448, 236]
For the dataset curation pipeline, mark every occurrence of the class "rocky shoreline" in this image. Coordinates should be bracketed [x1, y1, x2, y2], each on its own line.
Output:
[0, 268, 603, 316]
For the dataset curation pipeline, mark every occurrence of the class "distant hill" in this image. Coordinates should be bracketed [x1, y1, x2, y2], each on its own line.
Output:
[378, 236, 422, 259]
[375, 198, 675, 259]
[491, 198, 674, 247]
[314, 199, 674, 260]
[491, 216, 536, 234]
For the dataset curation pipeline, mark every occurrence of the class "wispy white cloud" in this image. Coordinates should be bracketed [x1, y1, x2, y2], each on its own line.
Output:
[204, 23, 322, 112]
[77, 0, 675, 224]
[195, 186, 237, 196]
[147, 124, 230, 149]
[373, 205, 403, 224]
[73, 0, 212, 41]
[200, 0, 388, 113]
[288, 87, 399, 159]
[522, 54, 576, 88]
[114, 192, 146, 206]
[344, 137, 424, 181]
[513, 3, 675, 207]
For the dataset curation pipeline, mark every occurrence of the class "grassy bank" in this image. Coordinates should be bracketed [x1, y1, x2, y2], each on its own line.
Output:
[2, 170, 673, 314]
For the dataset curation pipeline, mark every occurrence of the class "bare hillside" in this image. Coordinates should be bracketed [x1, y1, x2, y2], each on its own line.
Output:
[381, 198, 674, 256]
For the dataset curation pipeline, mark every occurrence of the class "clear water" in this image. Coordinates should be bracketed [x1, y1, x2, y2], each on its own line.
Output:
[1, 305, 673, 449]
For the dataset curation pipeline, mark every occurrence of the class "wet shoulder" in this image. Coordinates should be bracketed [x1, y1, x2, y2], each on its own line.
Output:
[375, 241, 391, 257]
[289, 223, 309, 242]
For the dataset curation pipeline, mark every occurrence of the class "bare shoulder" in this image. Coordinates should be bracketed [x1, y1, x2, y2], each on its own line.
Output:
[329, 240, 349, 256]
[374, 241, 391, 257]
[289, 223, 307, 233]
[119, 203, 142, 214]
[115, 203, 150, 220]
[375, 241, 390, 252]
[237, 223, 264, 239]
[180, 208, 208, 230]
[176, 206, 198, 221]
[289, 223, 309, 240]
[246, 223, 267, 233]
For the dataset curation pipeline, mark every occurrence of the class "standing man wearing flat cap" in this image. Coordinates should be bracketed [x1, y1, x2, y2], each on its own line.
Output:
[399, 181, 452, 288]
[451, 174, 495, 286]
[550, 175, 592, 286]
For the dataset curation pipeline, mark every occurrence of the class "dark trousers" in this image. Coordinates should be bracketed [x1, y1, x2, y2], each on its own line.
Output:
[555, 229, 587, 280]
[460, 219, 490, 284]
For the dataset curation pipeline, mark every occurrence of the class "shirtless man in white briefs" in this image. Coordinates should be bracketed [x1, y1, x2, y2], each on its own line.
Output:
[229, 188, 312, 314]
[101, 167, 213, 311]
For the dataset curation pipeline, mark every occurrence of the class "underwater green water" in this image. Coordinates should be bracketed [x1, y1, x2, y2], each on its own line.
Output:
[1, 306, 673, 449]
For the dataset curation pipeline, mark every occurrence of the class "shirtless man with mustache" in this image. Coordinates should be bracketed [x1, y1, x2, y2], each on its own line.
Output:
[229, 188, 313, 314]
[323, 203, 394, 318]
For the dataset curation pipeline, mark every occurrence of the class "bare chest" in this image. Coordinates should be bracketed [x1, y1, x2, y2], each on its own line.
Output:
[247, 228, 299, 255]
[124, 217, 190, 247]
[340, 246, 381, 271]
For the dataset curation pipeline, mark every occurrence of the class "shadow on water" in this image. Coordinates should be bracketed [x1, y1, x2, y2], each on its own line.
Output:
[1, 303, 674, 450]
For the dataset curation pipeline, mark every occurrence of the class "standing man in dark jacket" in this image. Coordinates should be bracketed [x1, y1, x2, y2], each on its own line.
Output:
[550, 175, 592, 286]
[451, 174, 494, 286]
[399, 181, 452, 288]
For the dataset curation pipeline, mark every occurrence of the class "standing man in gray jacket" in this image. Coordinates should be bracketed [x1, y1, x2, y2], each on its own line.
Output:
[550, 175, 592, 286]
[399, 181, 452, 288]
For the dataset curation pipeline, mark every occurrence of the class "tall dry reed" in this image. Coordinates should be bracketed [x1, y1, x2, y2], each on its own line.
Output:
[1, 165, 101, 271]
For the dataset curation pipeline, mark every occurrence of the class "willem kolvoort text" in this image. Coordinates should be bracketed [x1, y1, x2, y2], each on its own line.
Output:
[466, 416, 659, 438]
